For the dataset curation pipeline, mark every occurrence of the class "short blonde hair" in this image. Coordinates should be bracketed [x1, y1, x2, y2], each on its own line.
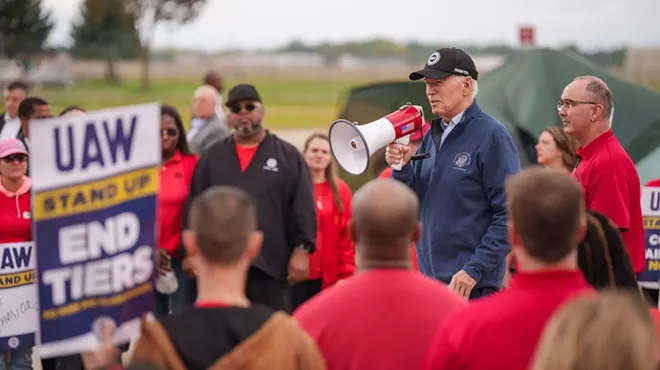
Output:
[531, 290, 660, 370]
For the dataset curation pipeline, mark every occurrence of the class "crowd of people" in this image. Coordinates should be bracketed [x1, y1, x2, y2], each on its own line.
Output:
[1, 46, 660, 370]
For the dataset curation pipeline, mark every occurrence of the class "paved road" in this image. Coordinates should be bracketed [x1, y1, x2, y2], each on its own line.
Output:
[270, 128, 329, 150]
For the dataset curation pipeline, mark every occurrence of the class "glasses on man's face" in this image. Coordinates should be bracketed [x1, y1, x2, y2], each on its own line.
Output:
[556, 99, 598, 112]
[1, 154, 28, 163]
[161, 128, 178, 137]
[230, 103, 257, 114]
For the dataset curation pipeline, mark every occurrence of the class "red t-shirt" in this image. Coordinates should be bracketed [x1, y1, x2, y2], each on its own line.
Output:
[158, 151, 198, 255]
[0, 186, 31, 243]
[422, 270, 594, 370]
[294, 269, 465, 370]
[235, 143, 258, 172]
[572, 129, 645, 274]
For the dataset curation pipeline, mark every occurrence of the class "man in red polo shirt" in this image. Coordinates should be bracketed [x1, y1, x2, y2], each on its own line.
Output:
[294, 179, 466, 370]
[422, 167, 594, 370]
[559, 75, 645, 275]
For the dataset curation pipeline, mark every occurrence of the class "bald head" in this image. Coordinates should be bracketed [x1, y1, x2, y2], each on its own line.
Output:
[351, 179, 419, 261]
[573, 75, 613, 119]
[193, 85, 217, 119]
[193, 85, 217, 101]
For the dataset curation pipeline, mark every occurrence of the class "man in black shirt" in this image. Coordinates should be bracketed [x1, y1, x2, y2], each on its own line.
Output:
[178, 83, 317, 313]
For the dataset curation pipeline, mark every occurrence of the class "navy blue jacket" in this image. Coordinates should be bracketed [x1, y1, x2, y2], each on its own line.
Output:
[392, 100, 521, 289]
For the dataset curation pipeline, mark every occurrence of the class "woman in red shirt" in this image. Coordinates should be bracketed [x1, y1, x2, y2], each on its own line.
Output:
[0, 138, 33, 370]
[156, 105, 199, 316]
[292, 133, 356, 310]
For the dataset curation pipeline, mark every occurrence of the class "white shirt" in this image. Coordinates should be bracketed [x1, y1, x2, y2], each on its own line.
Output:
[0, 112, 21, 140]
[215, 93, 226, 121]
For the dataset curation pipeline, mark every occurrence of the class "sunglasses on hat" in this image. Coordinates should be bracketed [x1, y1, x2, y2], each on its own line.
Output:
[2, 154, 28, 163]
[230, 103, 257, 114]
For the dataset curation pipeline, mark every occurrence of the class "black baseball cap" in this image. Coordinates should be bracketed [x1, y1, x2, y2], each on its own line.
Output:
[225, 84, 262, 107]
[409, 47, 479, 81]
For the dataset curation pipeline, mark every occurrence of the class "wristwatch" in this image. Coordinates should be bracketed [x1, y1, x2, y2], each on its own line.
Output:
[297, 243, 315, 254]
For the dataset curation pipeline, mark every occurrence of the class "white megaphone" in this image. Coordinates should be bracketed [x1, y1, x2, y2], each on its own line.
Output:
[329, 103, 426, 175]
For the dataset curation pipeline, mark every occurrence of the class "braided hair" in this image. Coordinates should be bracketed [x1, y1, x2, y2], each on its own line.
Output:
[579, 211, 638, 290]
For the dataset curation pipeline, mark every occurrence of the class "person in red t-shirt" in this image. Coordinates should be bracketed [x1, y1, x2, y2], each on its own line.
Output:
[0, 138, 33, 370]
[560, 76, 645, 275]
[292, 133, 355, 310]
[156, 105, 199, 316]
[294, 179, 466, 370]
[377, 122, 430, 273]
[422, 167, 595, 370]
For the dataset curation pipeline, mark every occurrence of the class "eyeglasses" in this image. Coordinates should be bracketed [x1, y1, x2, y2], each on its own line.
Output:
[161, 128, 178, 137]
[230, 103, 257, 114]
[556, 99, 598, 111]
[1, 154, 28, 163]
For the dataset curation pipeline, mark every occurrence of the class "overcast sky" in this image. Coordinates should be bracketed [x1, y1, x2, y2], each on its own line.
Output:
[42, 0, 660, 51]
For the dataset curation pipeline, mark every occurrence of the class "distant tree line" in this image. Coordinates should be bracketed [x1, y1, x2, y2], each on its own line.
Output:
[0, 0, 625, 88]
[0, 0, 208, 90]
[278, 39, 627, 69]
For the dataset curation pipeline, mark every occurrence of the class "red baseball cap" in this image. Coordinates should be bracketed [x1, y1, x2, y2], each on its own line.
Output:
[409, 121, 431, 142]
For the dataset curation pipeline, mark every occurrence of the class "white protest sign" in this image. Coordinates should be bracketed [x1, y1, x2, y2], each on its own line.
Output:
[0, 242, 38, 350]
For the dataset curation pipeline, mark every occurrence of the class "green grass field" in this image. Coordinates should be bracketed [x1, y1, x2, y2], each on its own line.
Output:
[4, 74, 659, 133]
[13, 76, 389, 130]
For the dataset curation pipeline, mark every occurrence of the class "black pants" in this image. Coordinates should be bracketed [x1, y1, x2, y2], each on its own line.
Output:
[246, 267, 292, 312]
[469, 287, 498, 300]
[291, 279, 323, 312]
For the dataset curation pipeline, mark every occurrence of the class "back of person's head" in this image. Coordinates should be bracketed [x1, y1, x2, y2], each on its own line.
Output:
[506, 166, 586, 265]
[18, 96, 48, 119]
[183, 186, 263, 267]
[580, 211, 638, 290]
[58, 105, 87, 117]
[350, 179, 419, 268]
[531, 290, 660, 370]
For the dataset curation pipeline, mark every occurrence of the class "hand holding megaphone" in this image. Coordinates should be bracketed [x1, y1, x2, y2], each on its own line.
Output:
[385, 142, 412, 170]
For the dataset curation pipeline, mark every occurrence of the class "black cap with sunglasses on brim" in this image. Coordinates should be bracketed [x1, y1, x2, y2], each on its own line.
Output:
[225, 84, 262, 109]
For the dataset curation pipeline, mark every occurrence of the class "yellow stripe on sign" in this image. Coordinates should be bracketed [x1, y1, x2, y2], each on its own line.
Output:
[0, 270, 35, 289]
[644, 216, 660, 230]
[33, 167, 159, 221]
[41, 282, 152, 320]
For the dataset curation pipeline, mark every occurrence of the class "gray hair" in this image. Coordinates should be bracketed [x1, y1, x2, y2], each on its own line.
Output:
[574, 76, 613, 120]
[457, 76, 479, 98]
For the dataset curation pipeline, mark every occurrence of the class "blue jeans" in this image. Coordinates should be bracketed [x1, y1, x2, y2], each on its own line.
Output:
[0, 348, 32, 370]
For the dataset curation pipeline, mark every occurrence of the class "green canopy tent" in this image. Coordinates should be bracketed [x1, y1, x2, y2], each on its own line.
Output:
[335, 47, 660, 189]
[477, 47, 660, 169]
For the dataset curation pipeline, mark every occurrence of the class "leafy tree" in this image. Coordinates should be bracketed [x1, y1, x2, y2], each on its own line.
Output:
[71, 0, 140, 85]
[0, 0, 54, 66]
[126, 0, 208, 90]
